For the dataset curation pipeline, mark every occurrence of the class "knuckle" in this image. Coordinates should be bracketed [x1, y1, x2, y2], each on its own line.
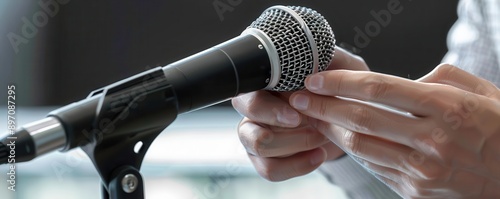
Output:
[256, 129, 274, 145]
[433, 145, 454, 166]
[434, 63, 457, 79]
[237, 121, 252, 144]
[415, 85, 461, 112]
[415, 89, 444, 111]
[415, 165, 442, 181]
[239, 133, 257, 156]
[318, 99, 330, 118]
[348, 106, 373, 133]
[343, 131, 363, 155]
[423, 63, 457, 83]
[363, 77, 390, 100]
[252, 130, 275, 157]
[414, 136, 454, 166]
[238, 121, 273, 157]
[304, 131, 314, 150]
[404, 177, 432, 197]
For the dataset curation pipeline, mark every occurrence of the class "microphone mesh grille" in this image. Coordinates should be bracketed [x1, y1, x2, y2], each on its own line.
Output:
[248, 6, 335, 91]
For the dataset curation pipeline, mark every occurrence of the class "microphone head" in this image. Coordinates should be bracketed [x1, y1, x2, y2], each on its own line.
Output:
[247, 5, 336, 91]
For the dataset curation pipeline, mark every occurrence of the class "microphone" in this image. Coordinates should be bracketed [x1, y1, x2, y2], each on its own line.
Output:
[0, 5, 335, 164]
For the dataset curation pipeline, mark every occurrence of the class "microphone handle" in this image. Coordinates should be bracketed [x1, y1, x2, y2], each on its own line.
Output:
[162, 32, 273, 113]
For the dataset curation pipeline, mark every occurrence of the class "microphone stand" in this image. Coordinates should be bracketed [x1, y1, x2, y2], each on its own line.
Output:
[61, 67, 180, 199]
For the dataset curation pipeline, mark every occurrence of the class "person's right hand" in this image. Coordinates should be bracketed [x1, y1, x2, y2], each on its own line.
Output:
[231, 47, 368, 181]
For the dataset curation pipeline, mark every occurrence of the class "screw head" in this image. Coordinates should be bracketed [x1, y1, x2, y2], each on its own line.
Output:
[258, 44, 264, 49]
[121, 174, 138, 193]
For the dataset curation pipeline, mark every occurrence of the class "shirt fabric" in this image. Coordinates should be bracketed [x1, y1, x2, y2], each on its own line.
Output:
[321, 0, 500, 198]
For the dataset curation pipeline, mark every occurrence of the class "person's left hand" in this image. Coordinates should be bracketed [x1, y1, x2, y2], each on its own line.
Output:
[288, 63, 500, 198]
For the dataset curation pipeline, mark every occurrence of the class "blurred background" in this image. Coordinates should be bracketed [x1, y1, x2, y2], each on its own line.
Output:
[0, 0, 458, 198]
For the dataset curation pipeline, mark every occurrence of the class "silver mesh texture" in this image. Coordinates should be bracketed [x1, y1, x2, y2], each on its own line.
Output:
[248, 6, 335, 91]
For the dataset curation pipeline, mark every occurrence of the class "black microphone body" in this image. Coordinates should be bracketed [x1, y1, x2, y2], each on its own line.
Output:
[163, 33, 272, 113]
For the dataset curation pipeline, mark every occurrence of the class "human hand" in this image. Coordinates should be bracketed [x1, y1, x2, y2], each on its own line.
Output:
[289, 64, 500, 198]
[231, 47, 368, 181]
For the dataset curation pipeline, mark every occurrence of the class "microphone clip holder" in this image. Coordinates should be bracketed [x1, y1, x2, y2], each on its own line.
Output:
[73, 67, 178, 199]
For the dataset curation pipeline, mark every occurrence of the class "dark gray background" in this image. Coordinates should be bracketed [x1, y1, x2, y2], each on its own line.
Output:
[0, 0, 458, 106]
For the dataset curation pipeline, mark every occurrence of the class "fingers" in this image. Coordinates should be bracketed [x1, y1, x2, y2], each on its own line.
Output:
[321, 141, 347, 161]
[347, 134, 440, 180]
[289, 63, 500, 197]
[300, 69, 467, 117]
[328, 47, 369, 71]
[314, 118, 494, 198]
[313, 119, 449, 181]
[289, 92, 424, 147]
[364, 163, 440, 198]
[237, 116, 345, 181]
[248, 147, 327, 181]
[232, 91, 301, 128]
[418, 64, 500, 98]
[238, 118, 330, 157]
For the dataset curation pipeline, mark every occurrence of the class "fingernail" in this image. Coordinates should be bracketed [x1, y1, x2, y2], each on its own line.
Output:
[310, 148, 326, 165]
[307, 75, 324, 91]
[277, 106, 300, 126]
[291, 94, 309, 110]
